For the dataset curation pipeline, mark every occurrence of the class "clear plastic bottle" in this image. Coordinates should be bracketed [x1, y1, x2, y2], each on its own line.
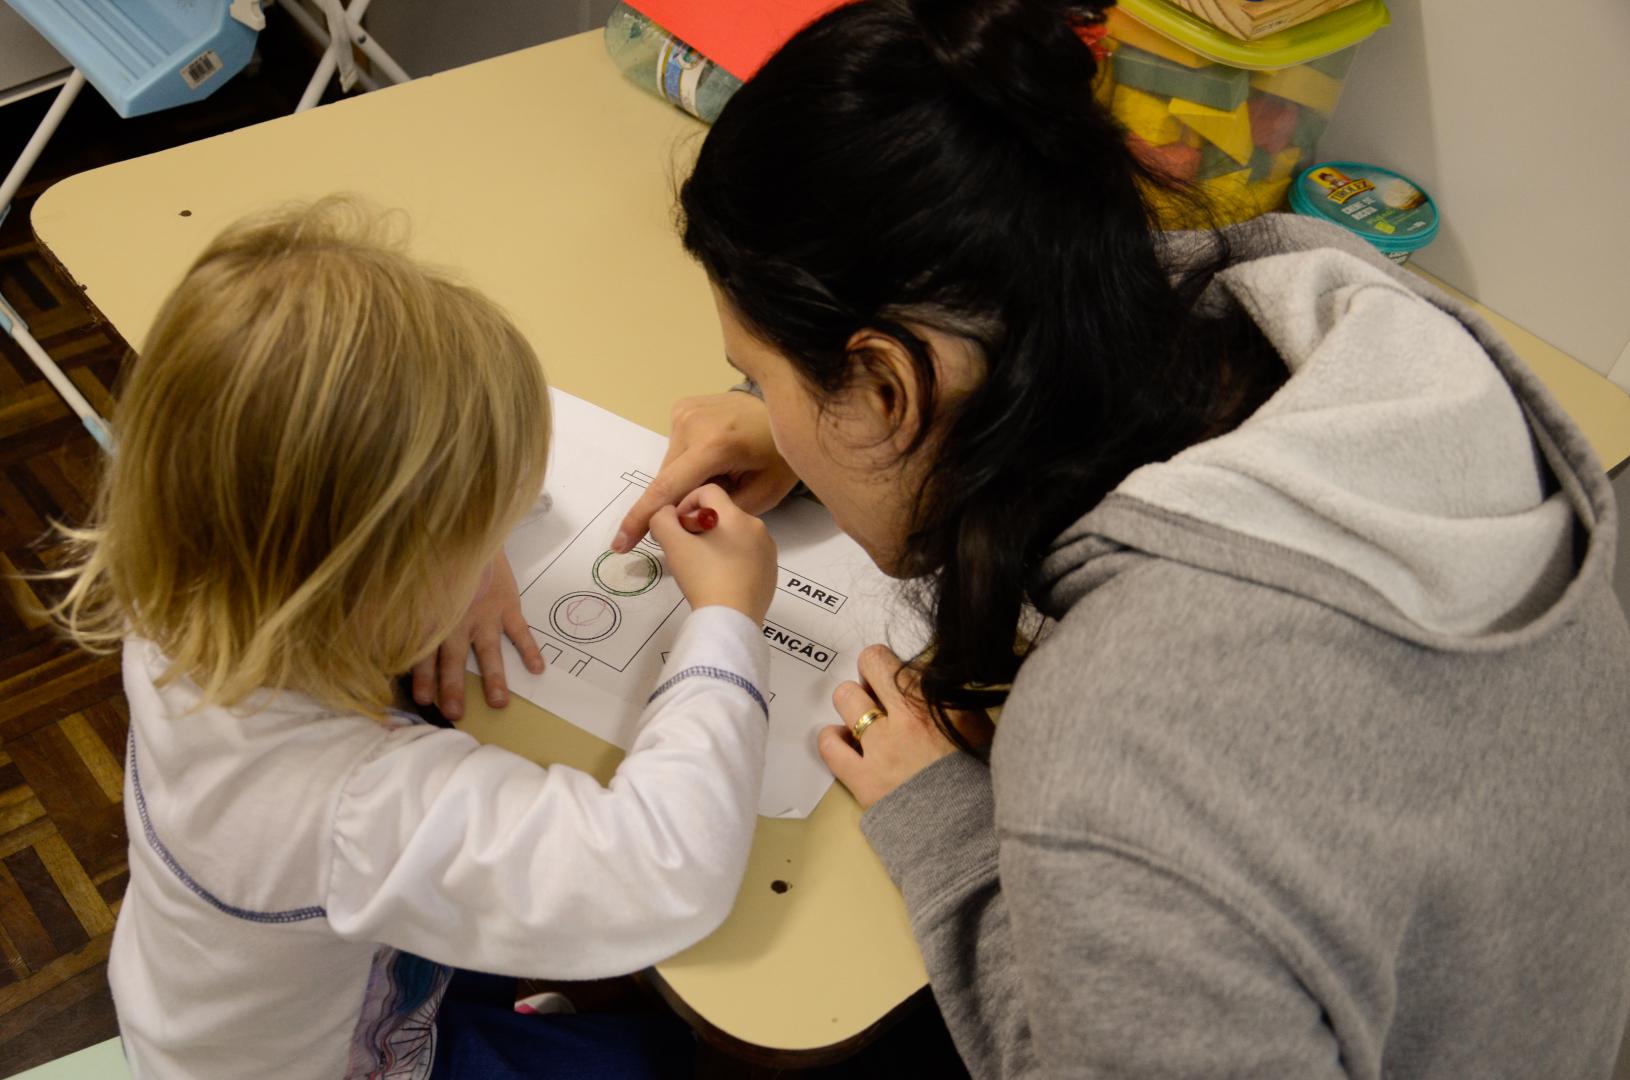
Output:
[603, 2, 743, 124]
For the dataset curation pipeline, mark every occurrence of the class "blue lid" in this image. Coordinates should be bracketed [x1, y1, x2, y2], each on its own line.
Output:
[1289, 161, 1439, 254]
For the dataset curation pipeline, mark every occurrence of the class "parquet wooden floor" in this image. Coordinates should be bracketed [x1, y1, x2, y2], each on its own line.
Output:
[0, 26, 313, 1076]
[0, 184, 135, 1078]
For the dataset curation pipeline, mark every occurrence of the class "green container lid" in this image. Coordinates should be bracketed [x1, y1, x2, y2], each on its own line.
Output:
[1289, 161, 1440, 260]
[1117, 0, 1391, 70]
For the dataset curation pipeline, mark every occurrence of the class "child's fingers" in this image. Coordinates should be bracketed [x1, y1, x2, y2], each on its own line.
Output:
[674, 482, 735, 518]
[472, 627, 508, 709]
[502, 606, 544, 674]
[646, 505, 686, 551]
[411, 655, 436, 706]
[437, 640, 468, 721]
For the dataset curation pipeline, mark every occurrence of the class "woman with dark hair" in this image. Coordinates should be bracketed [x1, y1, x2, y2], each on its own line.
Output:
[611, 0, 1630, 1073]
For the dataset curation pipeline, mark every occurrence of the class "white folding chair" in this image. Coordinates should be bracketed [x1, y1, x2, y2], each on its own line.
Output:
[268, 0, 412, 112]
[0, 0, 267, 447]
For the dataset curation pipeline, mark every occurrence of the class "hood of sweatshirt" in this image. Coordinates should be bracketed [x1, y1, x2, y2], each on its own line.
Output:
[1034, 216, 1615, 648]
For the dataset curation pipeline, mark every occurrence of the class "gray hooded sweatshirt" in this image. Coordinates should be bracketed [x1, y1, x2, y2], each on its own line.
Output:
[860, 215, 1630, 1078]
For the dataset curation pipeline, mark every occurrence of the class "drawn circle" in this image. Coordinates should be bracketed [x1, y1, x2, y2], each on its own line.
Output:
[592, 549, 662, 597]
[550, 592, 621, 643]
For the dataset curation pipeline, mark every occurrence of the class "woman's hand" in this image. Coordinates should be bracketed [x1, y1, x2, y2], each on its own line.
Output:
[411, 551, 543, 721]
[649, 484, 778, 623]
[818, 645, 978, 809]
[612, 391, 798, 553]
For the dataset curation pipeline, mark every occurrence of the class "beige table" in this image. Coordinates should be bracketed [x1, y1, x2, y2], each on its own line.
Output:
[32, 30, 926, 1061]
[32, 24, 1630, 1064]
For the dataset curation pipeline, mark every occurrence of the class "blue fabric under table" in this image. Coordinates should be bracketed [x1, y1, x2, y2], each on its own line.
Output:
[429, 969, 696, 1079]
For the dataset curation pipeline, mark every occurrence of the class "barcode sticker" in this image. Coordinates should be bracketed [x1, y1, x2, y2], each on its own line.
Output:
[180, 51, 224, 90]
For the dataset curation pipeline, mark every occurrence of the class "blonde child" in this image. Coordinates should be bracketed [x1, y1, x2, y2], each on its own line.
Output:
[52, 200, 777, 1079]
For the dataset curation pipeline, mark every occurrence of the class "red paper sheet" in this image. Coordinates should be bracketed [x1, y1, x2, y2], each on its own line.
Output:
[628, 0, 853, 80]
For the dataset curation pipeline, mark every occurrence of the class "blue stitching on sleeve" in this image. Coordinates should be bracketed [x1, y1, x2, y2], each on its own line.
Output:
[646, 666, 770, 721]
[128, 734, 328, 924]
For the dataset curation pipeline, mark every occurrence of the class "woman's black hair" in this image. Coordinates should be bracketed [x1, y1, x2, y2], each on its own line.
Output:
[680, 0, 1286, 747]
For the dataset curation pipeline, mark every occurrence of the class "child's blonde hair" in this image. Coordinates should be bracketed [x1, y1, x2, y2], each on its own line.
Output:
[51, 197, 550, 716]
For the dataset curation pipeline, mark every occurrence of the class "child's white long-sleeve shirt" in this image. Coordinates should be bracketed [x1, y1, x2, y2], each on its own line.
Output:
[109, 606, 770, 1079]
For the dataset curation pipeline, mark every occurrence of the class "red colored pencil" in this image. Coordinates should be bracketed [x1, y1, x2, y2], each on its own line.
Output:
[679, 507, 719, 533]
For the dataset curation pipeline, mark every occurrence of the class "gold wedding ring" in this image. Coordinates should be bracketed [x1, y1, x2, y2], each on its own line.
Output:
[851, 707, 886, 741]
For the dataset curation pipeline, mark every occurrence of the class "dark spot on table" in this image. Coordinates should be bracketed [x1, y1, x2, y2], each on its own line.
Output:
[178, 209, 192, 217]
[770, 879, 790, 894]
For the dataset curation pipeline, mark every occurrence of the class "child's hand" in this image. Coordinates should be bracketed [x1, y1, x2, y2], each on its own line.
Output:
[648, 485, 777, 623]
[412, 551, 543, 721]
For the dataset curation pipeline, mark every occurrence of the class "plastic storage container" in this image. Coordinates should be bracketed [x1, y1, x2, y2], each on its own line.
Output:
[1289, 161, 1439, 263]
[1097, 0, 1391, 227]
[604, 2, 742, 124]
[8, 0, 259, 118]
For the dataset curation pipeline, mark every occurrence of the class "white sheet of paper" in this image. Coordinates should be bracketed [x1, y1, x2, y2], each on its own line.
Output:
[471, 389, 923, 818]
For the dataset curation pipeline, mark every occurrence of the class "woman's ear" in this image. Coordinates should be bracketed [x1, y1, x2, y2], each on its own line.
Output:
[840, 329, 927, 452]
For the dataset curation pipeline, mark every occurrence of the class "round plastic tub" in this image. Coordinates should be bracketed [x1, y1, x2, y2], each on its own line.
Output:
[1289, 161, 1440, 263]
[1097, 0, 1391, 227]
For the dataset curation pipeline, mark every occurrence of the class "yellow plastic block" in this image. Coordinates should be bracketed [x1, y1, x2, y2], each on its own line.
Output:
[1169, 98, 1254, 165]
[1105, 8, 1210, 69]
[1250, 64, 1343, 116]
[1250, 177, 1293, 214]
[1267, 146, 1303, 182]
[1181, 125, 1204, 149]
[1112, 84, 1183, 146]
